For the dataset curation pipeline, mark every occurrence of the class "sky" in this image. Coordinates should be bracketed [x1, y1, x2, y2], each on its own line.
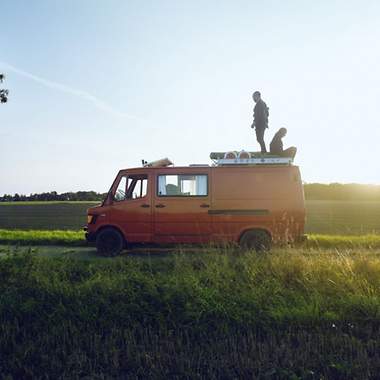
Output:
[1, 0, 380, 194]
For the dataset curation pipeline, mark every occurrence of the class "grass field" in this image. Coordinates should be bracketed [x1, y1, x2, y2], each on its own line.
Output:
[0, 201, 97, 230]
[1, 246, 380, 378]
[305, 200, 380, 235]
[1, 200, 380, 377]
[2, 229, 380, 250]
[1, 200, 380, 235]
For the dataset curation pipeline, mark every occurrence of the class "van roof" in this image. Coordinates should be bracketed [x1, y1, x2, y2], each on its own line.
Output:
[120, 164, 298, 174]
[139, 153, 294, 170]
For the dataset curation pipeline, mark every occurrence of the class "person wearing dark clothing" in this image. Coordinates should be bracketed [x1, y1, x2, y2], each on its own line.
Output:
[251, 91, 269, 153]
[270, 127, 297, 159]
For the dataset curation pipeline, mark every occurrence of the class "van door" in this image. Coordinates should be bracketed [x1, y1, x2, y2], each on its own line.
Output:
[153, 171, 212, 244]
[110, 173, 152, 243]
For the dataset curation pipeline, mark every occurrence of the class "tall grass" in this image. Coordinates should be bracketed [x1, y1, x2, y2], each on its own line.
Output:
[1, 247, 380, 377]
[304, 234, 380, 249]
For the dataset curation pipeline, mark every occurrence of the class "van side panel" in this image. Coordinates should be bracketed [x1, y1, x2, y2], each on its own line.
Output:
[210, 166, 305, 243]
[87, 165, 306, 247]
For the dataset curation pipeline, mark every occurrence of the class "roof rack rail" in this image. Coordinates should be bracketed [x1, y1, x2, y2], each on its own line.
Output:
[216, 157, 292, 165]
[210, 151, 293, 166]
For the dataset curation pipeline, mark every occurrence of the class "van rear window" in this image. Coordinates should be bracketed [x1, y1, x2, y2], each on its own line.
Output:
[157, 175, 208, 197]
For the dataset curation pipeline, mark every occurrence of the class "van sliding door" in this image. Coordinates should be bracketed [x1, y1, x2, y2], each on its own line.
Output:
[153, 170, 212, 244]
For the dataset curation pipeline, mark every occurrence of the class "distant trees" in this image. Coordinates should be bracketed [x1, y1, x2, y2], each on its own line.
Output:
[0, 191, 108, 202]
[0, 73, 9, 103]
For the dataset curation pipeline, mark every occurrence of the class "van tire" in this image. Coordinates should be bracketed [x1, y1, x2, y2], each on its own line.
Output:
[240, 230, 271, 252]
[96, 228, 125, 257]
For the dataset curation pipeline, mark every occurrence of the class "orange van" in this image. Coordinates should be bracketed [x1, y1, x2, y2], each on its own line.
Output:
[85, 155, 305, 256]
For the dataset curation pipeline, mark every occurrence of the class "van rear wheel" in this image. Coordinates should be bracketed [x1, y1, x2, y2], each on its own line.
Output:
[240, 230, 271, 252]
[96, 228, 125, 257]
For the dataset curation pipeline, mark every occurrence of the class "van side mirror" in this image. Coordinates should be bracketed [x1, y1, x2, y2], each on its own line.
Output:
[114, 189, 126, 202]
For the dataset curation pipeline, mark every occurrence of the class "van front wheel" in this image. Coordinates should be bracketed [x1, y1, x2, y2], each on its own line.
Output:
[96, 228, 125, 257]
[240, 230, 271, 252]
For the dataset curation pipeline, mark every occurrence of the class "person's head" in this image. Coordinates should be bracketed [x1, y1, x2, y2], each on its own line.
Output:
[252, 91, 261, 103]
[278, 127, 287, 138]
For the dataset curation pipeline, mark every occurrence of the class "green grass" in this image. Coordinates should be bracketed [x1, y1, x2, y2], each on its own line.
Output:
[1, 199, 380, 234]
[2, 199, 380, 377]
[305, 200, 380, 235]
[1, 247, 380, 378]
[0, 202, 95, 230]
[305, 234, 380, 249]
[0, 229, 86, 246]
[2, 228, 380, 251]
[0, 201, 99, 205]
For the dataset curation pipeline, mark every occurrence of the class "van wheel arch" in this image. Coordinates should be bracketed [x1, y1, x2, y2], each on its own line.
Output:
[95, 226, 126, 257]
[95, 225, 126, 240]
[239, 229, 272, 252]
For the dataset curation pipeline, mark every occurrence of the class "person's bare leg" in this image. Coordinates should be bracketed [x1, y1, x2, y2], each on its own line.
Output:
[282, 147, 297, 159]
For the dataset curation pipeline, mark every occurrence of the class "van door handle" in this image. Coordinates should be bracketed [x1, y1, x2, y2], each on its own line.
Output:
[155, 204, 166, 208]
[200, 204, 210, 208]
[141, 204, 150, 208]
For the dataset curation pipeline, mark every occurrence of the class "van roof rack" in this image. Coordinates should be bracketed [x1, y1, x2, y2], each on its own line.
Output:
[210, 151, 293, 166]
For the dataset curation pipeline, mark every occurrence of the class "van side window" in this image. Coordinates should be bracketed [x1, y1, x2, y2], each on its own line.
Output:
[157, 175, 208, 196]
[131, 178, 148, 199]
[114, 175, 148, 201]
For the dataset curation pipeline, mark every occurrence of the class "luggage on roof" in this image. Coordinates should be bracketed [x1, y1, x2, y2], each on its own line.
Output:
[210, 151, 293, 166]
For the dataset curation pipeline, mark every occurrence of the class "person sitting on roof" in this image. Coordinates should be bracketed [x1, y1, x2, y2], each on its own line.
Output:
[269, 128, 297, 159]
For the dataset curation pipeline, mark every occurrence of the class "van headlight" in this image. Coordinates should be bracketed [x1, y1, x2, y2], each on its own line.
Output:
[87, 215, 96, 224]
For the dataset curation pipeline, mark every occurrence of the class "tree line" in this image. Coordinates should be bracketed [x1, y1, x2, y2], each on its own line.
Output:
[0, 73, 9, 103]
[1, 184, 380, 202]
[0, 191, 107, 202]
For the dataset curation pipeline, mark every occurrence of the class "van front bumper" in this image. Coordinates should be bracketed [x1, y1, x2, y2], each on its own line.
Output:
[83, 226, 96, 243]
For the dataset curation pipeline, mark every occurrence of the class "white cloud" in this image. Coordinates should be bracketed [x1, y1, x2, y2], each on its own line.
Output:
[0, 61, 145, 122]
